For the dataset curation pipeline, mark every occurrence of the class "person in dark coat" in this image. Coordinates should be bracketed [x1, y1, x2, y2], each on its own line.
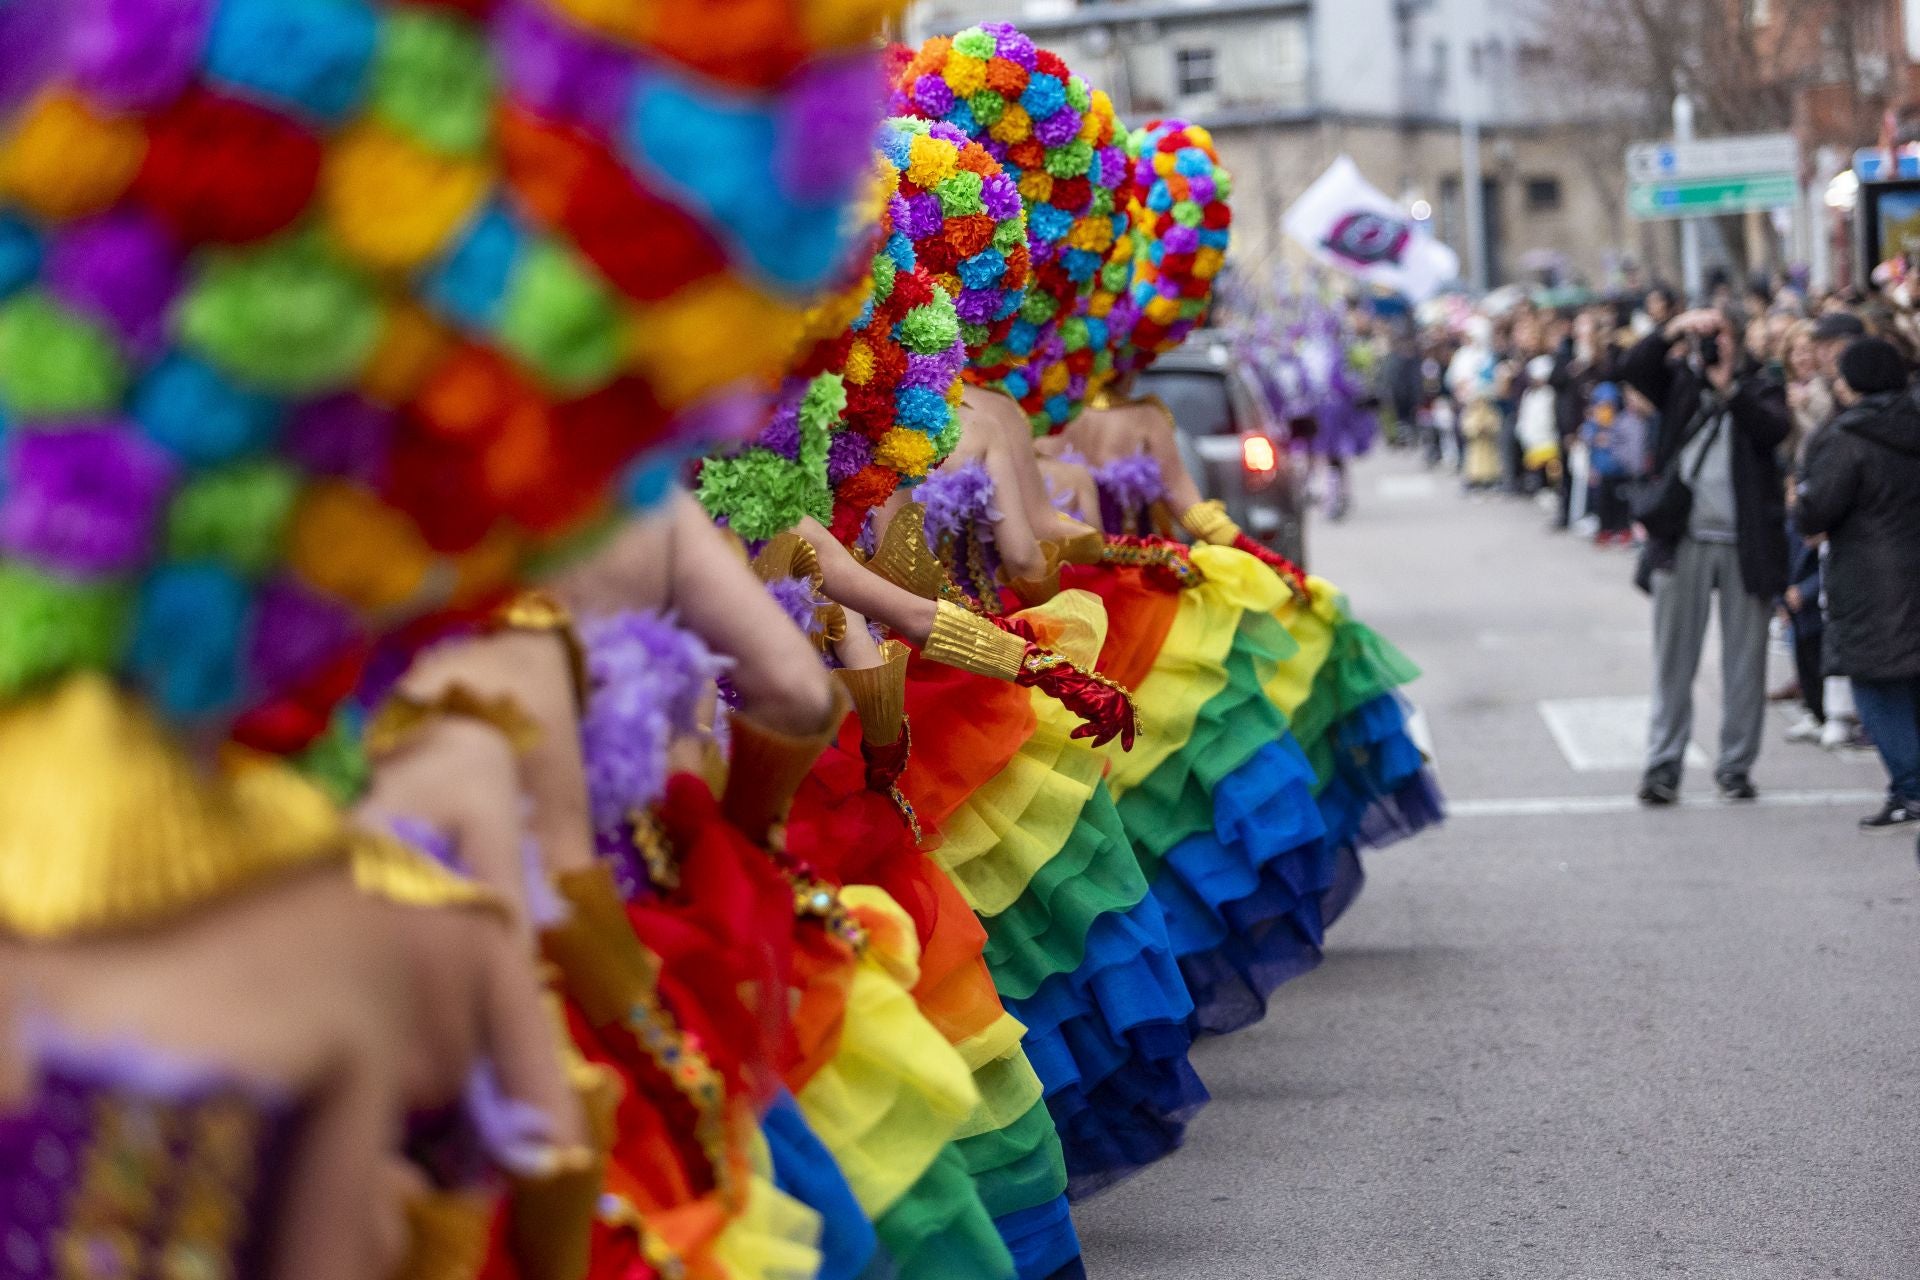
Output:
[1796, 337, 1920, 833]
[1620, 308, 1791, 805]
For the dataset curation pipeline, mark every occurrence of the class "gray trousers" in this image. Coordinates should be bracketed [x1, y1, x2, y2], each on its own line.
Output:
[1648, 538, 1771, 778]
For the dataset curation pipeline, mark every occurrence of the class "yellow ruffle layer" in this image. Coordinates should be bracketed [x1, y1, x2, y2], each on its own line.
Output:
[796, 887, 981, 1220]
[1100, 544, 1291, 798]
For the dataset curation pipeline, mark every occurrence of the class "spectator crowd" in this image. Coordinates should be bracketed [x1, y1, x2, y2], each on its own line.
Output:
[1362, 276, 1920, 838]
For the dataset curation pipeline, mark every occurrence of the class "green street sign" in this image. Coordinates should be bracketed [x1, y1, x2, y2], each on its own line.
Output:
[1628, 173, 1799, 219]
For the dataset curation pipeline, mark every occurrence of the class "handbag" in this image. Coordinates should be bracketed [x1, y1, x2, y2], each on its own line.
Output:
[1628, 403, 1722, 542]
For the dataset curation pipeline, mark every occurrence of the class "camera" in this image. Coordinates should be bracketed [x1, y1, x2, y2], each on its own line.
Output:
[1697, 333, 1722, 370]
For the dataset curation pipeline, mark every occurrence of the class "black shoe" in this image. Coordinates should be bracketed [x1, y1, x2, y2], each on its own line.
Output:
[1638, 770, 1680, 806]
[1716, 773, 1758, 802]
[1860, 797, 1920, 834]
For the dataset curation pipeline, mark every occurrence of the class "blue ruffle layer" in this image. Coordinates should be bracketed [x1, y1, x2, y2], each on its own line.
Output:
[763, 1090, 884, 1280]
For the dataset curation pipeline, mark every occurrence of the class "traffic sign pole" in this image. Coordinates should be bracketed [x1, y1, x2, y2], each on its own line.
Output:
[1676, 94, 1702, 302]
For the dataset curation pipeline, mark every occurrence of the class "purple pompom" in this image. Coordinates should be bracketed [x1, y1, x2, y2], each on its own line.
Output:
[826, 429, 872, 484]
[68, 0, 208, 110]
[247, 577, 360, 700]
[44, 209, 182, 358]
[491, 0, 634, 130]
[910, 74, 954, 117]
[0, 425, 175, 577]
[1032, 108, 1078, 149]
[778, 54, 884, 201]
[284, 394, 393, 487]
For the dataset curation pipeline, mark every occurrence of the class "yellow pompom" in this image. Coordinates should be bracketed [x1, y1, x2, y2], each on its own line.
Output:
[1017, 170, 1053, 205]
[628, 278, 805, 409]
[360, 303, 456, 407]
[1188, 125, 1215, 149]
[1152, 151, 1177, 177]
[876, 427, 937, 478]
[288, 482, 435, 613]
[1144, 295, 1182, 324]
[0, 93, 145, 221]
[1081, 92, 1115, 144]
[945, 54, 988, 97]
[324, 125, 490, 274]
[1039, 360, 1071, 396]
[1088, 292, 1115, 318]
[1065, 216, 1113, 254]
[1193, 246, 1225, 280]
[905, 133, 959, 190]
[844, 338, 876, 386]
[990, 103, 1031, 146]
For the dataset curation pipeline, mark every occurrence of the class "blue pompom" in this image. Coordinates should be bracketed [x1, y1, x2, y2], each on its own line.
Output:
[0, 214, 41, 301]
[955, 248, 1006, 290]
[1003, 319, 1038, 357]
[895, 386, 949, 432]
[134, 355, 284, 467]
[204, 0, 378, 124]
[1059, 247, 1101, 281]
[1029, 204, 1071, 244]
[947, 102, 979, 138]
[1044, 394, 1072, 423]
[885, 231, 916, 273]
[128, 562, 252, 720]
[623, 454, 686, 511]
[1147, 184, 1174, 213]
[1174, 147, 1213, 178]
[1018, 74, 1066, 121]
[1198, 228, 1231, 249]
[423, 201, 525, 332]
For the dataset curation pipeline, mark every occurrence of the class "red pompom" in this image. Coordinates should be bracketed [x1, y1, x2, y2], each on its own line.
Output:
[890, 269, 933, 312]
[1202, 202, 1231, 230]
[385, 422, 499, 553]
[1033, 50, 1069, 80]
[1050, 176, 1090, 214]
[134, 90, 321, 245]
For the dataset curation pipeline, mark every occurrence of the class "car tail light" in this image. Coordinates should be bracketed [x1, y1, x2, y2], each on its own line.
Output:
[1241, 434, 1277, 474]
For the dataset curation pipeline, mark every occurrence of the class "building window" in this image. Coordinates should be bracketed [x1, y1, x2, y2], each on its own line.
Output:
[1175, 47, 1216, 97]
[1524, 177, 1563, 213]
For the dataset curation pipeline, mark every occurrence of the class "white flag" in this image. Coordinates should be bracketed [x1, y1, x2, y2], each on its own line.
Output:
[1283, 155, 1461, 302]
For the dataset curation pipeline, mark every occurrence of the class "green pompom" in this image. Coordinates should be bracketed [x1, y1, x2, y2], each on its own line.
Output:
[165, 462, 301, 579]
[935, 171, 985, 217]
[372, 11, 494, 157]
[1059, 316, 1090, 351]
[1064, 79, 1091, 113]
[501, 241, 623, 394]
[992, 219, 1026, 255]
[0, 293, 127, 420]
[1089, 187, 1115, 217]
[694, 374, 842, 540]
[1216, 170, 1234, 199]
[1172, 200, 1204, 229]
[178, 235, 382, 395]
[869, 252, 897, 305]
[959, 320, 990, 349]
[952, 28, 997, 59]
[1018, 290, 1056, 325]
[1046, 140, 1093, 181]
[968, 90, 1006, 127]
[895, 300, 960, 357]
[0, 564, 130, 698]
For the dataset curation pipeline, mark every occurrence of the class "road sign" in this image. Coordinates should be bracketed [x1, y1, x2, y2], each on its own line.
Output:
[1626, 132, 1799, 221]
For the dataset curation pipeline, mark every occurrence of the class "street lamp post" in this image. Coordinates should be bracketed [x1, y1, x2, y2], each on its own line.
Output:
[1458, 35, 1488, 291]
[1674, 91, 1704, 301]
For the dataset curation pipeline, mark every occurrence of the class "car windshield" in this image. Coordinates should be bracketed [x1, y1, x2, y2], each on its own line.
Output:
[1138, 369, 1235, 435]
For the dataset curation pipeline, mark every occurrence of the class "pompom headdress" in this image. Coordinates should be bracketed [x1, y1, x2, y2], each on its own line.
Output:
[1109, 119, 1232, 382]
[891, 22, 1128, 425]
[0, 0, 903, 747]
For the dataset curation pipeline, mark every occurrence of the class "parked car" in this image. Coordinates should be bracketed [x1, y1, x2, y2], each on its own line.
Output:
[1136, 329, 1308, 568]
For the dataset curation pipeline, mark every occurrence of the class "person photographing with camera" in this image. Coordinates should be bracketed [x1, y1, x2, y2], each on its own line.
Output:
[1621, 308, 1791, 806]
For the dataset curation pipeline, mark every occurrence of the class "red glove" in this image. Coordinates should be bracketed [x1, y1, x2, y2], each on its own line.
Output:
[1230, 532, 1310, 601]
[988, 615, 1140, 751]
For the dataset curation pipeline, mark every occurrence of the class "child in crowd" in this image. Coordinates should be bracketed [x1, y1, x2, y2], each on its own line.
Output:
[1583, 382, 1648, 545]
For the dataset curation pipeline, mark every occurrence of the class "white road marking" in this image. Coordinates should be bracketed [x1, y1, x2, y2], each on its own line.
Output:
[1448, 789, 1885, 818]
[1537, 696, 1708, 772]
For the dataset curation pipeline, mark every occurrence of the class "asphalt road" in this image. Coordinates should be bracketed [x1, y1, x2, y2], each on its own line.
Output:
[1076, 450, 1920, 1280]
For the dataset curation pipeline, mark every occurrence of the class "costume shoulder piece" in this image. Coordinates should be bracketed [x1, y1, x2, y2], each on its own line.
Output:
[0, 674, 344, 940]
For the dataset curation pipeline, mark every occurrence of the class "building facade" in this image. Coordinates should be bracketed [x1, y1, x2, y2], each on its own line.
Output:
[907, 0, 1640, 287]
